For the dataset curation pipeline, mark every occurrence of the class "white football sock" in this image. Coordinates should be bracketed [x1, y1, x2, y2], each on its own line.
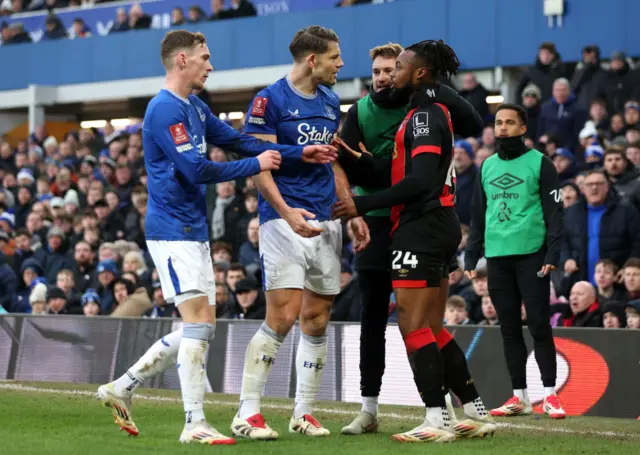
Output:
[113, 329, 182, 396]
[294, 332, 328, 419]
[178, 323, 213, 425]
[425, 406, 449, 429]
[463, 397, 489, 418]
[238, 323, 285, 420]
[544, 387, 556, 398]
[362, 396, 378, 416]
[514, 389, 529, 402]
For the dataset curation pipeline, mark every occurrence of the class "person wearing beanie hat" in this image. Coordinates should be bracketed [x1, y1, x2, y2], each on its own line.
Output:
[0, 212, 15, 232]
[521, 84, 542, 140]
[551, 148, 578, 181]
[47, 286, 69, 314]
[81, 288, 101, 316]
[601, 51, 631, 114]
[29, 281, 48, 315]
[602, 301, 626, 329]
[516, 41, 564, 103]
[16, 168, 35, 185]
[584, 141, 604, 167]
[453, 139, 477, 225]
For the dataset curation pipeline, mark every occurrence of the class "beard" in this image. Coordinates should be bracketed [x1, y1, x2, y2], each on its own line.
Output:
[390, 82, 415, 104]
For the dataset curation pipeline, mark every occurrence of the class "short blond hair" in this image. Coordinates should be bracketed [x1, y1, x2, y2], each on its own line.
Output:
[369, 43, 403, 61]
[446, 295, 466, 310]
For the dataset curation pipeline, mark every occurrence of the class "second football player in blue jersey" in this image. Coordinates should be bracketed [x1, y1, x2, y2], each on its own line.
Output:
[231, 25, 370, 440]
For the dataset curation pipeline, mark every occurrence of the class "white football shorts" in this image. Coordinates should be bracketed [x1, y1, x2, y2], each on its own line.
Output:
[147, 240, 215, 306]
[259, 218, 342, 295]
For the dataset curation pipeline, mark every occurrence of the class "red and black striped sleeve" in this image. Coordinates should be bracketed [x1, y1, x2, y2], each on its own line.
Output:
[353, 107, 443, 215]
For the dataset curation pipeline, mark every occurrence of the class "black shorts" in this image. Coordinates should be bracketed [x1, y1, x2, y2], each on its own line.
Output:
[390, 208, 461, 289]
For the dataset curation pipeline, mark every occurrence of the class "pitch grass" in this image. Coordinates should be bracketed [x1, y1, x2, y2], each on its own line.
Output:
[0, 381, 638, 455]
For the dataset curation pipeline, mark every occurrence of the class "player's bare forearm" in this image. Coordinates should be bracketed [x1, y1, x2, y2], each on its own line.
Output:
[252, 171, 290, 216]
[332, 161, 353, 201]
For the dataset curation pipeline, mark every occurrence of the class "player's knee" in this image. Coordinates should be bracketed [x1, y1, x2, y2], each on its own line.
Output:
[528, 319, 552, 341]
[266, 310, 297, 336]
[499, 322, 523, 339]
[300, 308, 330, 337]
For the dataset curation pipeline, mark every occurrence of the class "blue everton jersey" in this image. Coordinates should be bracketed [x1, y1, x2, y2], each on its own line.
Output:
[244, 76, 341, 223]
[143, 89, 303, 242]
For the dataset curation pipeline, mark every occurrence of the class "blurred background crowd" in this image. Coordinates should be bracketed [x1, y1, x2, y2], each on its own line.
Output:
[0, 1, 639, 331]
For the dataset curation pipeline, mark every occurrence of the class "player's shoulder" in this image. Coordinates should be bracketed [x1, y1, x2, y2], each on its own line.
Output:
[145, 91, 186, 128]
[255, 78, 287, 103]
[317, 85, 340, 109]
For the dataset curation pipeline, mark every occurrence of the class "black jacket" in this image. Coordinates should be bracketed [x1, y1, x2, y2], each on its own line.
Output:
[561, 193, 640, 282]
[516, 57, 566, 103]
[571, 61, 608, 109]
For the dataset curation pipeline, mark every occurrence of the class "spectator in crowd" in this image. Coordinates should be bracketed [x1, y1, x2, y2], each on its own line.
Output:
[622, 258, 640, 301]
[584, 141, 605, 169]
[212, 241, 232, 264]
[459, 268, 488, 323]
[223, 278, 265, 319]
[235, 187, 258, 241]
[558, 281, 602, 327]
[214, 280, 232, 318]
[210, 0, 257, 20]
[447, 263, 469, 297]
[516, 42, 565, 103]
[96, 258, 117, 313]
[459, 73, 489, 122]
[4, 23, 32, 44]
[46, 286, 72, 315]
[238, 216, 259, 271]
[551, 148, 579, 181]
[109, 276, 152, 317]
[537, 78, 588, 152]
[478, 294, 498, 325]
[480, 125, 495, 151]
[588, 99, 609, 134]
[452, 140, 476, 226]
[609, 113, 626, 142]
[473, 146, 492, 169]
[226, 262, 246, 294]
[56, 269, 81, 309]
[171, 6, 185, 26]
[81, 289, 101, 317]
[43, 14, 67, 40]
[143, 280, 178, 318]
[626, 141, 640, 168]
[0, 250, 17, 312]
[521, 84, 542, 141]
[110, 8, 129, 33]
[560, 182, 579, 209]
[331, 259, 361, 322]
[624, 101, 639, 130]
[571, 45, 607, 109]
[211, 181, 245, 255]
[128, 2, 151, 30]
[562, 169, 640, 292]
[625, 300, 640, 329]
[599, 51, 632, 115]
[72, 18, 92, 38]
[29, 281, 47, 315]
[444, 296, 470, 325]
[594, 259, 626, 304]
[188, 5, 206, 23]
[601, 301, 626, 329]
[602, 148, 640, 212]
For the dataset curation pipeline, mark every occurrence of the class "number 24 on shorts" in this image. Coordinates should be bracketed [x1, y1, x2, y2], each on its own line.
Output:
[391, 250, 419, 269]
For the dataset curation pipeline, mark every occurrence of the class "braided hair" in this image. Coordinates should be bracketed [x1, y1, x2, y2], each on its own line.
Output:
[405, 39, 460, 81]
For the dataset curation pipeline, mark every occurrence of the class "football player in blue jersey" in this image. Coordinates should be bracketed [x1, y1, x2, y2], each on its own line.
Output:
[96, 30, 337, 446]
[229, 25, 369, 440]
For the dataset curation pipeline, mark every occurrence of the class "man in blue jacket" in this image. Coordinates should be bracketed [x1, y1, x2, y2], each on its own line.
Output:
[562, 169, 640, 293]
[537, 78, 588, 152]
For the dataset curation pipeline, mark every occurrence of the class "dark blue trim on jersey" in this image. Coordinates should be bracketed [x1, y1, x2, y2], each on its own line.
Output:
[168, 258, 181, 295]
[260, 254, 266, 289]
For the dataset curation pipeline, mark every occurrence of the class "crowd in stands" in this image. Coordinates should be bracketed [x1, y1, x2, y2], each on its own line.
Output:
[0, 0, 384, 45]
[0, 40, 639, 330]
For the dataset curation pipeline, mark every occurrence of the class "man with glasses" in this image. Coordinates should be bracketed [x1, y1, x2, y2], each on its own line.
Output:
[465, 103, 566, 420]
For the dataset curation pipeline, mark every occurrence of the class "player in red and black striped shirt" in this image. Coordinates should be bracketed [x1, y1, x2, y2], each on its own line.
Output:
[333, 40, 496, 442]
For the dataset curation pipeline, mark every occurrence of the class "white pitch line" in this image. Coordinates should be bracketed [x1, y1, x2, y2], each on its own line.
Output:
[0, 383, 637, 439]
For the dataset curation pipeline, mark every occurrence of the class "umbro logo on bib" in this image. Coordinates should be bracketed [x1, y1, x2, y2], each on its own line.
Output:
[489, 173, 524, 191]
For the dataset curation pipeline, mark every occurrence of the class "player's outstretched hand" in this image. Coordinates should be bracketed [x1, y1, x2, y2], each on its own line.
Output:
[301, 144, 338, 164]
[334, 137, 370, 161]
[349, 217, 370, 252]
[331, 197, 359, 221]
[258, 150, 282, 171]
[283, 207, 324, 238]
